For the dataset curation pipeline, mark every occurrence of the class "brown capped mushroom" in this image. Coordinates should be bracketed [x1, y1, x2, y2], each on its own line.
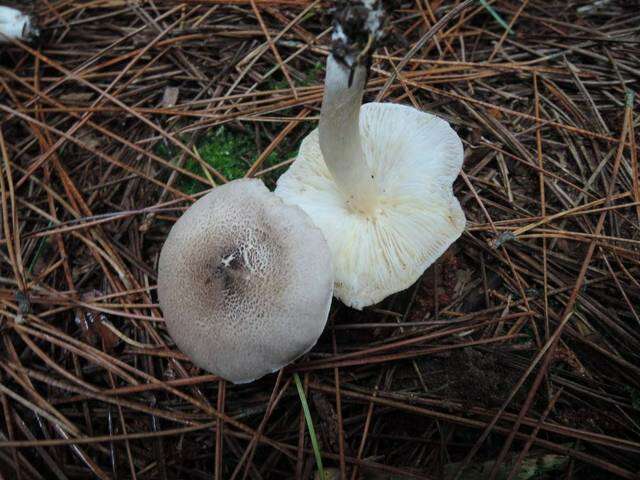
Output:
[158, 179, 333, 384]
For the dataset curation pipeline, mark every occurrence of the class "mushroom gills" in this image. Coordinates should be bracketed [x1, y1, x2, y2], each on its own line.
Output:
[275, 103, 465, 309]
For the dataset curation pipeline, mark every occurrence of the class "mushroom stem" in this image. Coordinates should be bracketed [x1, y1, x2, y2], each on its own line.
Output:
[319, 56, 376, 213]
[318, 0, 385, 214]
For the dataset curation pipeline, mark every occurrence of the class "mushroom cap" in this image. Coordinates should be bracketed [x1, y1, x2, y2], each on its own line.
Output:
[275, 102, 465, 309]
[0, 7, 35, 42]
[158, 179, 333, 383]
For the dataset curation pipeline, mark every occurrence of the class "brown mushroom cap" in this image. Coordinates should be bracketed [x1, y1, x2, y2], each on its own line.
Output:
[158, 179, 333, 383]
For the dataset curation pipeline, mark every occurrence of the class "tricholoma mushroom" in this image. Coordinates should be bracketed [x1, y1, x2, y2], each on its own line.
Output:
[0, 6, 38, 43]
[158, 179, 333, 384]
[276, 0, 466, 309]
[158, 0, 464, 382]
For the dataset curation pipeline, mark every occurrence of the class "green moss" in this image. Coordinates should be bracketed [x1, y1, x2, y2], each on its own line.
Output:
[266, 60, 324, 91]
[179, 127, 254, 194]
[172, 126, 297, 194]
[268, 76, 290, 91]
[154, 141, 175, 161]
[199, 128, 252, 179]
[302, 61, 323, 86]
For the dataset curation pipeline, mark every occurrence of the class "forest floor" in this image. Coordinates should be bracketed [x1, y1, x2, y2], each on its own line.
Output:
[0, 1, 639, 479]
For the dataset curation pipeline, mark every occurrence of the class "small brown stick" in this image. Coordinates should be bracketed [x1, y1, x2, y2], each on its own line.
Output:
[250, 0, 298, 98]
[503, 388, 564, 480]
[376, 0, 474, 101]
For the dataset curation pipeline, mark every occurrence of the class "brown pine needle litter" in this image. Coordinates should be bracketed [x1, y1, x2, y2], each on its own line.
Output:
[1, 1, 639, 479]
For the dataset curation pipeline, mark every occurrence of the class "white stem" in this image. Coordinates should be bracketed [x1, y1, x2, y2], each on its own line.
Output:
[319, 55, 377, 213]
[0, 6, 34, 43]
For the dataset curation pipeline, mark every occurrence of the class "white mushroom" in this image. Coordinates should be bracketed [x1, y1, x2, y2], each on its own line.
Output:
[158, 179, 333, 383]
[0, 6, 37, 43]
[275, 1, 465, 309]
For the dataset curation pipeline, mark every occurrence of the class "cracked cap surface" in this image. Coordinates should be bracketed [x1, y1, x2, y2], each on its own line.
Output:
[158, 179, 333, 383]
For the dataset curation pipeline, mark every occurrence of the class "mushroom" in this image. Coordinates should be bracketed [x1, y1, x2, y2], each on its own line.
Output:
[275, 1, 465, 309]
[0, 6, 37, 43]
[158, 179, 333, 383]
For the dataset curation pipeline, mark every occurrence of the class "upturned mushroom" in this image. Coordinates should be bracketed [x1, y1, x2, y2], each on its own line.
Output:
[158, 179, 333, 384]
[275, 0, 465, 309]
[0, 6, 38, 43]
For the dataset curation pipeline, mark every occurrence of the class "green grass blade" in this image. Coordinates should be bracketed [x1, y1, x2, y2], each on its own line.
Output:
[478, 0, 514, 35]
[28, 221, 53, 274]
[293, 373, 325, 480]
